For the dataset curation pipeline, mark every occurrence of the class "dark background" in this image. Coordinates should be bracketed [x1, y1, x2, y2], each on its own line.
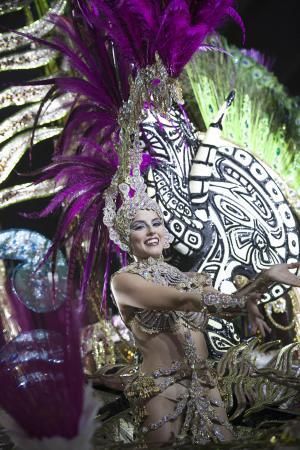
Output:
[225, 0, 300, 96]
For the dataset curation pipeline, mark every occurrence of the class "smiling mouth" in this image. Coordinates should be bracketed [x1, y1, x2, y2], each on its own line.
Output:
[144, 238, 159, 246]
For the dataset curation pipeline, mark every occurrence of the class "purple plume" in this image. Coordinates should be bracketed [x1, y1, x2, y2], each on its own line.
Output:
[0, 295, 85, 440]
[17, 0, 244, 315]
[75, 1, 244, 77]
[34, 147, 119, 307]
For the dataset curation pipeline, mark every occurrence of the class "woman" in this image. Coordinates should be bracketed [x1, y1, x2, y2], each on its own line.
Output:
[111, 207, 300, 446]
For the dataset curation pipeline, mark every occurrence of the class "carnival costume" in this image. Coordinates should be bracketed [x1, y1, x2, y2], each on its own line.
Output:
[0, 1, 247, 447]
[1, 1, 300, 449]
[112, 255, 250, 443]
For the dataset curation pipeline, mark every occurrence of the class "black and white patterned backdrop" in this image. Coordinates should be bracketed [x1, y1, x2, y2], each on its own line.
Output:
[141, 107, 299, 356]
[141, 107, 300, 304]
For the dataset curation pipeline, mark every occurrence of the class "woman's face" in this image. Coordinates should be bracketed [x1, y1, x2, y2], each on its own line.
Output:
[129, 210, 166, 259]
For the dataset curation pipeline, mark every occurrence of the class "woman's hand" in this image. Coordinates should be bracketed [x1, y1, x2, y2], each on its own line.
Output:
[246, 297, 271, 338]
[264, 262, 300, 287]
[249, 316, 271, 338]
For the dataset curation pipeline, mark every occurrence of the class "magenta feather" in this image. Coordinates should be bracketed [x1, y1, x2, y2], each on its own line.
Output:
[0, 302, 84, 439]
[73, 1, 244, 76]
[16, 0, 244, 320]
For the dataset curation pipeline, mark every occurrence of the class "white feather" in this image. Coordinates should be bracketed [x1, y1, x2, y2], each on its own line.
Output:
[249, 350, 277, 369]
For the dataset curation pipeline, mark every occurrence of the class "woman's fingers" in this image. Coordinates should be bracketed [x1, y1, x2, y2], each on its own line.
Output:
[266, 263, 300, 287]
[287, 262, 300, 269]
[251, 318, 271, 338]
[257, 312, 264, 320]
[247, 293, 264, 307]
[250, 320, 257, 335]
[258, 319, 271, 337]
[264, 321, 272, 334]
[247, 302, 264, 319]
[258, 322, 266, 337]
[258, 308, 264, 319]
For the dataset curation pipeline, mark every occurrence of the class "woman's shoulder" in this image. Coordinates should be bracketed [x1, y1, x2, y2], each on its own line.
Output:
[112, 262, 139, 276]
[111, 263, 141, 286]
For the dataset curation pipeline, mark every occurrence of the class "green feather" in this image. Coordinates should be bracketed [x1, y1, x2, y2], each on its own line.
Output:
[183, 38, 300, 209]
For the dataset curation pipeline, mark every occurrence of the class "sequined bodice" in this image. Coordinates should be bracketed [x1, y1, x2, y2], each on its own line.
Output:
[115, 257, 211, 333]
[115, 257, 234, 443]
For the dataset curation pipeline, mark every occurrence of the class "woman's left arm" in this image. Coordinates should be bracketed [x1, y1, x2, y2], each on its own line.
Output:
[235, 262, 300, 336]
[237, 262, 300, 296]
[186, 263, 300, 337]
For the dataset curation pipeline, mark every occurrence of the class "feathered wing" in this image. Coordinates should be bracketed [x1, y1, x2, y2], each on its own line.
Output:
[0, 229, 100, 448]
[0, 1, 69, 208]
[155, 0, 244, 76]
[75, 0, 243, 76]
[0, 324, 100, 449]
[12, 11, 131, 306]
[0, 2, 243, 445]
[184, 35, 300, 206]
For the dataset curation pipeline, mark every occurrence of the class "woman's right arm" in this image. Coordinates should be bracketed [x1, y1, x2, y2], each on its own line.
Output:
[111, 272, 250, 314]
[111, 272, 271, 336]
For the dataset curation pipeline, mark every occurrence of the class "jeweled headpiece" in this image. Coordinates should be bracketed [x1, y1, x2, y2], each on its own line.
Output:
[0, 3, 244, 446]
[104, 172, 164, 251]
[28, 0, 243, 302]
[102, 54, 181, 251]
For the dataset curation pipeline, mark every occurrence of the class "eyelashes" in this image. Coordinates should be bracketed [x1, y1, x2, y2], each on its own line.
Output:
[131, 220, 162, 231]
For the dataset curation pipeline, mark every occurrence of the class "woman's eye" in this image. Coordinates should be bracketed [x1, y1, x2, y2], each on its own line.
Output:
[153, 221, 162, 227]
[132, 224, 144, 231]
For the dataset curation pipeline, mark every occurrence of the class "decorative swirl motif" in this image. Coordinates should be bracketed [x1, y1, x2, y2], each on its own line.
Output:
[141, 107, 300, 303]
[205, 318, 240, 359]
[0, 229, 67, 312]
[142, 107, 213, 258]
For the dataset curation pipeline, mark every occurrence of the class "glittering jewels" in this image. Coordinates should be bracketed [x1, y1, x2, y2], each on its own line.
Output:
[115, 256, 209, 333]
[116, 53, 183, 177]
[124, 332, 232, 443]
[103, 172, 165, 251]
[113, 254, 240, 443]
[203, 292, 247, 313]
[103, 54, 181, 251]
[117, 257, 246, 326]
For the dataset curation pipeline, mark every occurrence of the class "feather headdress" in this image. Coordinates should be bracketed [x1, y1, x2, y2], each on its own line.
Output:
[21, 0, 244, 307]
